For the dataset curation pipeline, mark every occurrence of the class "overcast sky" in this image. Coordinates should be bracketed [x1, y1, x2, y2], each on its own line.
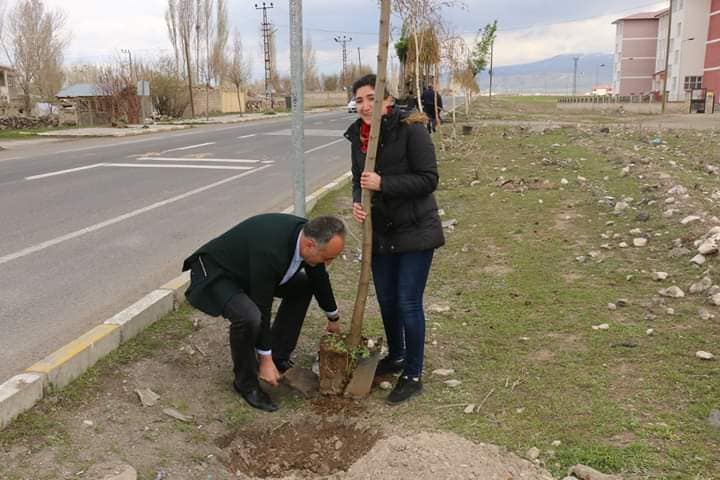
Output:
[35, 0, 667, 80]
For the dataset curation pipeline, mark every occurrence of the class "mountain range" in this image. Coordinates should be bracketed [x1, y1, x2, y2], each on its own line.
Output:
[475, 53, 615, 95]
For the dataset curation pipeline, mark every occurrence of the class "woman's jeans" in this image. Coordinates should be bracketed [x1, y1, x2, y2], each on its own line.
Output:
[372, 249, 434, 378]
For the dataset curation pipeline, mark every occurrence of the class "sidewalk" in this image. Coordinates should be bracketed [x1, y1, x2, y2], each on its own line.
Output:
[161, 107, 340, 126]
[36, 124, 193, 138]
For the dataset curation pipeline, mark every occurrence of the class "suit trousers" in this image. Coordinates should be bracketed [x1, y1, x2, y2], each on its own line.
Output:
[220, 270, 313, 391]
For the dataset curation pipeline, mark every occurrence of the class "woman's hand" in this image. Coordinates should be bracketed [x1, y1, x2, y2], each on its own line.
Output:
[352, 202, 367, 224]
[360, 172, 382, 191]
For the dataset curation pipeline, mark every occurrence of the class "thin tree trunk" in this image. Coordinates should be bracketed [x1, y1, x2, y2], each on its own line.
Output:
[184, 40, 195, 117]
[348, 0, 391, 351]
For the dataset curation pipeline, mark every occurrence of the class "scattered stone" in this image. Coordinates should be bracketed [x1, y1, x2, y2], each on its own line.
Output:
[681, 215, 702, 225]
[444, 379, 462, 388]
[652, 272, 669, 281]
[470, 180, 481, 187]
[690, 277, 713, 294]
[379, 381, 392, 390]
[560, 178, 569, 185]
[464, 404, 476, 414]
[708, 409, 720, 429]
[712, 293, 720, 306]
[612, 341, 638, 348]
[636, 212, 651, 222]
[607, 303, 617, 311]
[569, 464, 622, 480]
[162, 408, 193, 423]
[711, 286, 720, 296]
[84, 462, 137, 480]
[135, 388, 160, 407]
[577, 176, 587, 182]
[659, 286, 685, 298]
[629, 228, 642, 235]
[646, 328, 655, 336]
[663, 209, 677, 218]
[696, 351, 715, 360]
[666, 308, 675, 315]
[438, 209, 445, 216]
[576, 256, 588, 263]
[515, 407, 526, 414]
[620, 166, 630, 177]
[428, 303, 451, 313]
[588, 250, 602, 258]
[526, 447, 541, 461]
[698, 240, 719, 255]
[613, 202, 629, 213]
[432, 368, 455, 377]
[442, 219, 458, 229]
[633, 238, 648, 247]
[619, 242, 629, 248]
[691, 254, 707, 266]
[83, 420, 94, 427]
[616, 299, 629, 307]
[592, 324, 610, 331]
[699, 308, 714, 321]
[668, 185, 688, 196]
[551, 440, 562, 447]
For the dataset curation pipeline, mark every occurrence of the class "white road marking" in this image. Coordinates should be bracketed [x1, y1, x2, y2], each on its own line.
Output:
[104, 163, 253, 171]
[161, 142, 215, 153]
[1, 164, 273, 266]
[26, 163, 104, 180]
[267, 129, 345, 137]
[304, 138, 345, 154]
[238, 134, 257, 139]
[136, 157, 264, 164]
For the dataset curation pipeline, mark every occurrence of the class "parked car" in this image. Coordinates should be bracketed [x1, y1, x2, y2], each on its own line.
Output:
[347, 97, 356, 113]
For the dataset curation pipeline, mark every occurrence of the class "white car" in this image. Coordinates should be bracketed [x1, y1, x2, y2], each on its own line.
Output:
[347, 98, 357, 113]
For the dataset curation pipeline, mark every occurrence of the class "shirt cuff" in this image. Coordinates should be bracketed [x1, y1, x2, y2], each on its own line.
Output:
[325, 309, 339, 321]
[256, 349, 272, 356]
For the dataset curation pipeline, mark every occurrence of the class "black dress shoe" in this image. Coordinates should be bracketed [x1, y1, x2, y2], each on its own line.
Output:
[273, 358, 295, 373]
[233, 381, 278, 412]
[374, 356, 405, 377]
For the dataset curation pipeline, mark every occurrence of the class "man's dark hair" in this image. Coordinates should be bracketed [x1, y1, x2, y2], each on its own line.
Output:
[303, 216, 346, 247]
[352, 74, 391, 98]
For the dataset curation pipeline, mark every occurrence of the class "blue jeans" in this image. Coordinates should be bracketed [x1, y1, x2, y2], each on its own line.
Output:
[371, 249, 434, 378]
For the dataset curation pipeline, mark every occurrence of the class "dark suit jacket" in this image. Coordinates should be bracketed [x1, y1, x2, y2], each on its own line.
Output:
[182, 213, 338, 350]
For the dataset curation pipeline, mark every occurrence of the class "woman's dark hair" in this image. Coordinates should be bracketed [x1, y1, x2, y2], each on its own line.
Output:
[352, 74, 391, 98]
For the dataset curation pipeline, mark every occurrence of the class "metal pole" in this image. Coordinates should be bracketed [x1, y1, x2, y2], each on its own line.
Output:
[290, 0, 305, 217]
[255, 2, 275, 111]
[662, 0, 673, 113]
[334, 35, 352, 100]
[357, 47, 362, 69]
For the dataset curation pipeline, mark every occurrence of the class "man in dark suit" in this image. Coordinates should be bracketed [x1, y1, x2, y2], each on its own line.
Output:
[422, 85, 443, 133]
[182, 214, 346, 412]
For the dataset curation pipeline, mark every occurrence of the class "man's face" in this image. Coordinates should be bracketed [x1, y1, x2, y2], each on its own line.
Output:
[302, 234, 345, 267]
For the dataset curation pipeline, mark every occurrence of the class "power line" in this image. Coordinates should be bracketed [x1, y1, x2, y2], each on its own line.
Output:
[255, 1, 275, 105]
[334, 34, 352, 97]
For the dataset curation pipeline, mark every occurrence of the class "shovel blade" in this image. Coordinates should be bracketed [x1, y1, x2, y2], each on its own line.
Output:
[344, 351, 382, 399]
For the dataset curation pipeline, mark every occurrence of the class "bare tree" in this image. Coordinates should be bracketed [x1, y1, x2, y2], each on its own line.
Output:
[165, 0, 181, 75]
[166, 0, 197, 117]
[321, 73, 339, 92]
[210, 0, 228, 85]
[226, 28, 249, 113]
[3, 0, 69, 111]
[304, 36, 320, 91]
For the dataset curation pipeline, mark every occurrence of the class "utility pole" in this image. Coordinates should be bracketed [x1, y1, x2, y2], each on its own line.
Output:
[357, 47, 362, 70]
[334, 34, 352, 100]
[488, 39, 494, 105]
[662, 0, 673, 113]
[289, 0, 305, 216]
[255, 2, 275, 110]
[572, 56, 580, 96]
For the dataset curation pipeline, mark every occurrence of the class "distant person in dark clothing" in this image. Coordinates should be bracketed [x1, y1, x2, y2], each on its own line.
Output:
[182, 214, 345, 412]
[421, 85, 443, 133]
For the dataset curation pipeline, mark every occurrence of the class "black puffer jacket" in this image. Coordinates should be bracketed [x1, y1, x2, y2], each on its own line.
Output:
[344, 107, 445, 255]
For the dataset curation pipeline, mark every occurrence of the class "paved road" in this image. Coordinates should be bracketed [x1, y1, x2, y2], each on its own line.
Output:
[0, 110, 357, 383]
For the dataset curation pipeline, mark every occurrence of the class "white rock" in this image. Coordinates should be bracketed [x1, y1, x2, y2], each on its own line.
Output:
[690, 277, 713, 294]
[444, 379, 462, 387]
[379, 381, 392, 390]
[163, 408, 193, 423]
[619, 242, 629, 248]
[659, 286, 685, 298]
[135, 388, 160, 407]
[668, 185, 688, 196]
[691, 254, 707, 266]
[699, 308, 714, 321]
[470, 180, 481, 186]
[432, 368, 455, 377]
[696, 351, 715, 360]
[652, 272, 669, 281]
[646, 328, 655, 336]
[621, 166, 630, 177]
[577, 176, 587, 182]
[614, 202, 629, 213]
[711, 293, 720, 306]
[698, 240, 719, 255]
[664, 209, 677, 218]
[464, 404, 476, 414]
[560, 178, 569, 185]
[665, 197, 676, 204]
[83, 420, 94, 427]
[551, 440, 562, 447]
[634, 238, 648, 247]
[526, 447, 541, 460]
[681, 215, 702, 225]
[630, 228, 642, 235]
[592, 324, 610, 331]
[666, 308, 675, 315]
[428, 303, 451, 313]
[607, 303, 617, 310]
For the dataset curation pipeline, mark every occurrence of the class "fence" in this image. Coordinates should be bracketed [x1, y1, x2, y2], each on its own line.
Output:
[557, 95, 690, 114]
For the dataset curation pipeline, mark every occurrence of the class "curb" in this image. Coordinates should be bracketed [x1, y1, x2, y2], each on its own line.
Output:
[0, 171, 351, 430]
[37, 125, 193, 138]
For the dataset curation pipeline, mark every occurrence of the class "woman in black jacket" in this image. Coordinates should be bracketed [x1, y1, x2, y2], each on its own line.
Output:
[345, 74, 444, 404]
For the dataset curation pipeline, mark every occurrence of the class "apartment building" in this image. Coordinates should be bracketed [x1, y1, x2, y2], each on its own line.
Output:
[705, 0, 720, 105]
[612, 12, 662, 95]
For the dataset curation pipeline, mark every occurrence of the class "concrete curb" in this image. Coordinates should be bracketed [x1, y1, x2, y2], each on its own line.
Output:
[0, 171, 351, 430]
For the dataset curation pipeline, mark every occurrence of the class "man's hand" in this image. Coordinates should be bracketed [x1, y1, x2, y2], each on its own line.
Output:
[352, 202, 367, 224]
[258, 354, 281, 386]
[325, 319, 341, 334]
[360, 172, 382, 191]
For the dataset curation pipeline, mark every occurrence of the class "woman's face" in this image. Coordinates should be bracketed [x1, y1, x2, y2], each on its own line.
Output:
[355, 85, 392, 125]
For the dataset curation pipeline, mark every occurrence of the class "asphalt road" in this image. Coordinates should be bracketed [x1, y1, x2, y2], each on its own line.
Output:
[0, 110, 357, 384]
